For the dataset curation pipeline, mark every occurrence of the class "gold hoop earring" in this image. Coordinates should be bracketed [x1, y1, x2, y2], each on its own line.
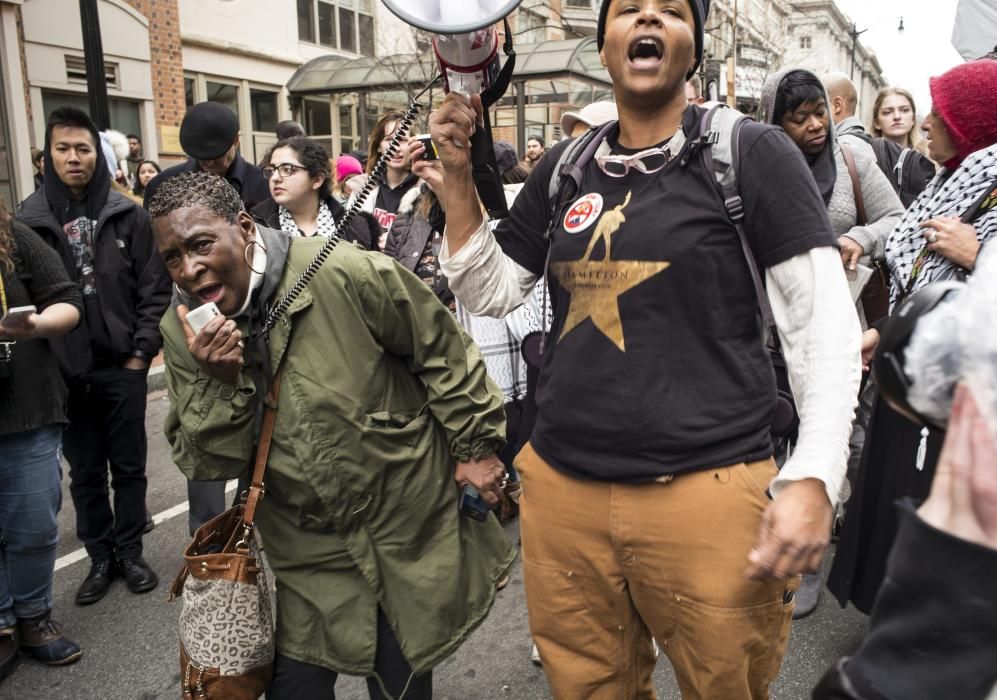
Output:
[243, 238, 267, 275]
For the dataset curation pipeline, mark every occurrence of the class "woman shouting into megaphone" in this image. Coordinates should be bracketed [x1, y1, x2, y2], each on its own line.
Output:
[432, 1, 863, 697]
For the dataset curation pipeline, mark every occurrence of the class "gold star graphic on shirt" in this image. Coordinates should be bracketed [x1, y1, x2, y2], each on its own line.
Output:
[550, 191, 670, 352]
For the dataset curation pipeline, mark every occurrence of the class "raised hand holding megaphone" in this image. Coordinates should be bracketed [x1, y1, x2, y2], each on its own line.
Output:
[381, 0, 523, 218]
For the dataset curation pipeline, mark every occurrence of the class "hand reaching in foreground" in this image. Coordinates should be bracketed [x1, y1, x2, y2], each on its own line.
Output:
[745, 478, 833, 580]
[918, 384, 997, 549]
[455, 453, 506, 508]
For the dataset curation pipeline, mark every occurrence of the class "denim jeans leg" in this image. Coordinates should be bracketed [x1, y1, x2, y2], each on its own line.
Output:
[0, 425, 63, 626]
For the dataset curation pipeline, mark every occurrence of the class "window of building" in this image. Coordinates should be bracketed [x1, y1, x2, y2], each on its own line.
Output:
[297, 0, 315, 43]
[318, 1, 336, 47]
[41, 91, 141, 142]
[517, 9, 546, 44]
[800, 36, 812, 49]
[250, 89, 279, 133]
[300, 0, 375, 56]
[303, 97, 332, 138]
[564, 0, 591, 7]
[184, 77, 195, 110]
[206, 81, 239, 115]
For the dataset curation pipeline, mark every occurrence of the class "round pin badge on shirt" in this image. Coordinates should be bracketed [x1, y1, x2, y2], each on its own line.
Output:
[563, 193, 604, 235]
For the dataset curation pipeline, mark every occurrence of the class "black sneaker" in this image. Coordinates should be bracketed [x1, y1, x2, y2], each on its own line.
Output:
[16, 613, 81, 666]
[75, 559, 116, 606]
[0, 626, 16, 681]
[118, 556, 158, 594]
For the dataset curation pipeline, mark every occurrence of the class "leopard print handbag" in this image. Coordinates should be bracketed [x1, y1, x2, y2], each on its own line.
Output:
[169, 372, 282, 700]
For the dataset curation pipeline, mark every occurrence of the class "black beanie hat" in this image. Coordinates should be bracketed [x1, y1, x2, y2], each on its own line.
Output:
[597, 0, 709, 80]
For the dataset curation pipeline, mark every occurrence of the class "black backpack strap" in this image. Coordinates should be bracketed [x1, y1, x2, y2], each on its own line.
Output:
[546, 120, 617, 227]
[537, 118, 617, 356]
[699, 106, 777, 345]
[895, 147, 911, 190]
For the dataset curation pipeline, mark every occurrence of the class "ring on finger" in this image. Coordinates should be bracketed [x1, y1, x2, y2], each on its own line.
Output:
[237, 339, 245, 350]
[928, 232, 938, 243]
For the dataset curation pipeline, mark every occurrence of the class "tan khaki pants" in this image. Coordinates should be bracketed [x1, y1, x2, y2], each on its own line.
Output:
[516, 443, 798, 700]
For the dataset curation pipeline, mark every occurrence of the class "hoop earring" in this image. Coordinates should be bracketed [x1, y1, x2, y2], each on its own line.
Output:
[243, 238, 267, 275]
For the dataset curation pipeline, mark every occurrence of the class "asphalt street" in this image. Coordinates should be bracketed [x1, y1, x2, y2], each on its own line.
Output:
[2, 387, 869, 699]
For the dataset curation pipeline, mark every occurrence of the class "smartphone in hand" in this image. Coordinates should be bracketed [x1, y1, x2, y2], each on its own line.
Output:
[0, 305, 36, 325]
[414, 134, 439, 161]
[459, 484, 490, 522]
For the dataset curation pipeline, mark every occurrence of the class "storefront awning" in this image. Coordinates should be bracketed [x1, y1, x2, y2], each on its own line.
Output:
[286, 36, 612, 96]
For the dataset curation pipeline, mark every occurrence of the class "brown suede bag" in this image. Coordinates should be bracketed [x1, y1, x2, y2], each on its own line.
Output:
[169, 372, 281, 700]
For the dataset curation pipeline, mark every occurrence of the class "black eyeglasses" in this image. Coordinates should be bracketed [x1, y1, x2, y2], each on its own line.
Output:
[263, 163, 307, 179]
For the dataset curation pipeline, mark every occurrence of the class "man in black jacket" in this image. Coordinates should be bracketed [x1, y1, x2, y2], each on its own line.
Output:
[143, 102, 270, 212]
[16, 107, 171, 605]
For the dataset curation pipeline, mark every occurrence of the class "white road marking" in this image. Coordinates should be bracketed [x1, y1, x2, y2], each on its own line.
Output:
[53, 480, 238, 572]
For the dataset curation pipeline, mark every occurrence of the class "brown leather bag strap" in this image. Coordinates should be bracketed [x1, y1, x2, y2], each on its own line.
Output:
[243, 369, 282, 528]
[840, 143, 868, 226]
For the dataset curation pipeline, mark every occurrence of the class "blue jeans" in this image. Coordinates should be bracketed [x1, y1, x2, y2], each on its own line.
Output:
[0, 425, 63, 627]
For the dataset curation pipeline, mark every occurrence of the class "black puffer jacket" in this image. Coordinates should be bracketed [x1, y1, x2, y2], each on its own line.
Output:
[250, 195, 379, 250]
[16, 189, 171, 379]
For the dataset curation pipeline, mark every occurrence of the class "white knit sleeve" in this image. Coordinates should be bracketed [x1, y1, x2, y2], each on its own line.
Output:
[439, 220, 540, 318]
[766, 247, 863, 507]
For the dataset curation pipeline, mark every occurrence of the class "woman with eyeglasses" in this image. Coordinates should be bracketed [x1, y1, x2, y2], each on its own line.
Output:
[251, 137, 378, 249]
[429, 1, 862, 696]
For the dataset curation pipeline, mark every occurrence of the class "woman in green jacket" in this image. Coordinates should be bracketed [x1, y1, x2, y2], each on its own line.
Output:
[149, 171, 515, 699]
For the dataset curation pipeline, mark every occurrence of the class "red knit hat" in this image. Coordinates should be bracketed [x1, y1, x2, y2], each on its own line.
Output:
[929, 59, 997, 168]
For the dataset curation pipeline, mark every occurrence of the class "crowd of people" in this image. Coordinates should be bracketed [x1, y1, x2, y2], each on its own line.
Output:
[1, 0, 995, 697]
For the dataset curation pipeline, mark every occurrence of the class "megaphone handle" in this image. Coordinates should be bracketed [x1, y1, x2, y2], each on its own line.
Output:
[470, 110, 509, 219]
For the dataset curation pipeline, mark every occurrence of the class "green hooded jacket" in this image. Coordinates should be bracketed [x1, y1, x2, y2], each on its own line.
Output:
[162, 233, 516, 676]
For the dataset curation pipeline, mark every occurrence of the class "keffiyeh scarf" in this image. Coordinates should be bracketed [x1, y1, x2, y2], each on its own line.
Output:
[278, 199, 338, 237]
[885, 143, 997, 306]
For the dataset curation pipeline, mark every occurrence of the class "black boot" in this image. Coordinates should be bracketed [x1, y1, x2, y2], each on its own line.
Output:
[16, 613, 81, 666]
[0, 625, 16, 681]
[119, 556, 158, 594]
[75, 558, 116, 606]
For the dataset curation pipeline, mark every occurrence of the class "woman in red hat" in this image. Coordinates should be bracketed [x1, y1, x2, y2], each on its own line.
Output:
[830, 57, 997, 614]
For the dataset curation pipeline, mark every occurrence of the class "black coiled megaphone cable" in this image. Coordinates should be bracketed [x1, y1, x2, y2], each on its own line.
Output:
[251, 75, 441, 342]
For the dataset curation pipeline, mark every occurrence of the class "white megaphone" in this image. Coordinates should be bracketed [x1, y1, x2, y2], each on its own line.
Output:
[381, 0, 524, 218]
[381, 0, 522, 96]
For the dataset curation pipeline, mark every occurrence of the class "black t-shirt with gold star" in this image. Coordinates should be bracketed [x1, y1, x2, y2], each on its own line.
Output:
[494, 105, 836, 482]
